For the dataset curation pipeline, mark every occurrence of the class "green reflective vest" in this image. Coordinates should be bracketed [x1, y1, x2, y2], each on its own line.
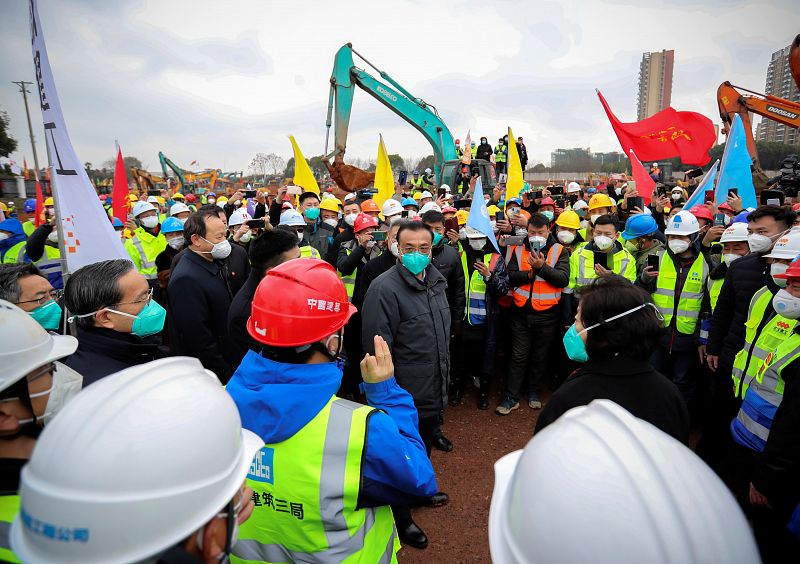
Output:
[0, 495, 21, 563]
[708, 276, 724, 312]
[336, 245, 357, 301]
[568, 245, 636, 292]
[461, 251, 496, 325]
[731, 287, 776, 399]
[22, 221, 35, 237]
[652, 251, 709, 335]
[1, 242, 26, 265]
[300, 245, 321, 260]
[123, 227, 167, 279]
[232, 397, 398, 563]
[494, 145, 507, 163]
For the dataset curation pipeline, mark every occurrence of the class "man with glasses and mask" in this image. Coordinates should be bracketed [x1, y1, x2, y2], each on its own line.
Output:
[361, 221, 451, 550]
[63, 259, 168, 387]
[0, 264, 63, 332]
[0, 299, 82, 562]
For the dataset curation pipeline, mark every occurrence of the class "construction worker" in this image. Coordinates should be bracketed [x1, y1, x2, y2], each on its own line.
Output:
[337, 213, 380, 303]
[278, 209, 320, 259]
[707, 223, 751, 311]
[638, 210, 712, 412]
[489, 400, 759, 564]
[410, 170, 424, 190]
[621, 213, 663, 274]
[470, 141, 477, 159]
[20, 200, 36, 237]
[318, 197, 342, 228]
[359, 198, 382, 222]
[10, 357, 263, 563]
[382, 199, 404, 225]
[554, 209, 584, 251]
[169, 201, 191, 223]
[494, 138, 507, 175]
[226, 259, 437, 562]
[568, 215, 635, 295]
[0, 219, 28, 264]
[0, 299, 81, 563]
[124, 201, 167, 285]
[455, 139, 462, 158]
[586, 193, 616, 227]
[155, 216, 186, 292]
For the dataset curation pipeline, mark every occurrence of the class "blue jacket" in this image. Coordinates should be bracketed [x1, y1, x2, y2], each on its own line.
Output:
[0, 219, 26, 262]
[226, 351, 438, 507]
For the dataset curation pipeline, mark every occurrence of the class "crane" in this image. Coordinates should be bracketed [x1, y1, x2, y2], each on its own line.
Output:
[324, 43, 496, 192]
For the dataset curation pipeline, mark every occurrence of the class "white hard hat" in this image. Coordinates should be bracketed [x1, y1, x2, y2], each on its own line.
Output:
[228, 208, 252, 227]
[572, 200, 588, 211]
[567, 181, 581, 193]
[764, 228, 800, 259]
[440, 184, 451, 192]
[381, 199, 403, 218]
[719, 222, 750, 244]
[424, 168, 432, 174]
[10, 357, 263, 563]
[146, 195, 159, 204]
[131, 201, 157, 217]
[420, 201, 442, 214]
[488, 400, 759, 564]
[664, 210, 700, 236]
[343, 193, 357, 203]
[465, 226, 486, 239]
[169, 202, 190, 217]
[279, 209, 305, 227]
[420, 191, 433, 199]
[0, 300, 77, 393]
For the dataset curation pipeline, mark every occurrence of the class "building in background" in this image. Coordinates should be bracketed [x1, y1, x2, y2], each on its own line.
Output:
[637, 50, 674, 120]
[550, 149, 627, 171]
[755, 44, 800, 146]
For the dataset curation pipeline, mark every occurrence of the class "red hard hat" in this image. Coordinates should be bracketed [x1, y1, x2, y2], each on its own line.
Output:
[718, 202, 734, 212]
[247, 258, 356, 347]
[455, 139, 461, 144]
[689, 205, 713, 222]
[539, 197, 556, 206]
[442, 205, 457, 213]
[353, 213, 378, 233]
[793, 203, 800, 212]
[775, 257, 800, 280]
[99, 194, 108, 201]
[185, 194, 196, 202]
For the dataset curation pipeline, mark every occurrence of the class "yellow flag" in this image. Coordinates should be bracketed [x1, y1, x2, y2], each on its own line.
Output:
[505, 127, 524, 202]
[289, 135, 320, 194]
[374, 134, 394, 209]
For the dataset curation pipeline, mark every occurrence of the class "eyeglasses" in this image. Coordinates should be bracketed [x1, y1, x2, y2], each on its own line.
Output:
[15, 289, 63, 306]
[400, 245, 431, 255]
[112, 287, 153, 307]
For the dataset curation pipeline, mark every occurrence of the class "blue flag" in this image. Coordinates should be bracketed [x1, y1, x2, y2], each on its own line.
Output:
[715, 114, 757, 209]
[682, 159, 720, 209]
[466, 178, 500, 253]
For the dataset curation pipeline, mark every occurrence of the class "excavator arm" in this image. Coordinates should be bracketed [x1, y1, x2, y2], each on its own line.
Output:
[158, 152, 187, 190]
[325, 43, 457, 191]
[130, 168, 166, 192]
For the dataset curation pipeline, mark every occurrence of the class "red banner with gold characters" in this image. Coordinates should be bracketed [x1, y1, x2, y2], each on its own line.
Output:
[597, 90, 716, 166]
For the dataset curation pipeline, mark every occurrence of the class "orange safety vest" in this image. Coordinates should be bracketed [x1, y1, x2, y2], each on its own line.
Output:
[510, 244, 564, 310]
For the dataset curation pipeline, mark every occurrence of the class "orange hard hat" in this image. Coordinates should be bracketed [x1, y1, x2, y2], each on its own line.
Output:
[353, 213, 378, 234]
[689, 205, 713, 222]
[518, 210, 532, 223]
[247, 259, 356, 347]
[360, 199, 380, 213]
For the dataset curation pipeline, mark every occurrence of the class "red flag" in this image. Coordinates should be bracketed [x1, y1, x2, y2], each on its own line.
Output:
[597, 90, 715, 166]
[34, 174, 44, 227]
[629, 150, 656, 205]
[112, 145, 129, 223]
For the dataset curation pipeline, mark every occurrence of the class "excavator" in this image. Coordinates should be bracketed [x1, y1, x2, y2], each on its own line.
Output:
[717, 34, 800, 188]
[324, 43, 496, 192]
[130, 168, 167, 192]
[158, 152, 219, 193]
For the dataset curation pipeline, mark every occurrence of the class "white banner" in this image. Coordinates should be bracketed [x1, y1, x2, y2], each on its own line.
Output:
[29, 0, 128, 273]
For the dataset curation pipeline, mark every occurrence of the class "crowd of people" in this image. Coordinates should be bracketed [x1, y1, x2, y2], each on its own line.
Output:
[0, 158, 798, 561]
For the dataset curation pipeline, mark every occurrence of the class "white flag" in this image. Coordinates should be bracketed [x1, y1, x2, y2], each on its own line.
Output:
[29, 0, 128, 273]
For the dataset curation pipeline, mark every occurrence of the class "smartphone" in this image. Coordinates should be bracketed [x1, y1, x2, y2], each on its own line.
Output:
[444, 217, 459, 234]
[685, 167, 704, 180]
[704, 190, 715, 204]
[148, 189, 160, 197]
[247, 219, 265, 229]
[568, 194, 579, 206]
[533, 190, 543, 200]
[372, 230, 387, 242]
[628, 196, 644, 211]
[549, 185, 564, 195]
[647, 254, 659, 270]
[398, 170, 407, 186]
[495, 210, 505, 222]
[287, 185, 303, 196]
[437, 187, 447, 199]
[713, 213, 726, 227]
[593, 251, 608, 269]
[554, 195, 565, 208]
[498, 173, 508, 184]
[761, 189, 785, 206]
[505, 235, 525, 246]
[244, 189, 257, 198]
[728, 188, 738, 198]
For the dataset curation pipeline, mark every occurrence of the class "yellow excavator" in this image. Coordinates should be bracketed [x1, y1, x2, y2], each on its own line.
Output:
[130, 168, 167, 192]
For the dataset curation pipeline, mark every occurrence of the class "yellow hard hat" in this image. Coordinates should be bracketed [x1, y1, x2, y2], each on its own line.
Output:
[217, 196, 229, 204]
[128, 193, 139, 202]
[413, 192, 423, 201]
[0, 203, 7, 212]
[155, 196, 165, 205]
[555, 210, 581, 230]
[171, 192, 185, 200]
[44, 197, 54, 207]
[587, 193, 615, 212]
[456, 210, 469, 226]
[319, 198, 341, 213]
[487, 205, 500, 217]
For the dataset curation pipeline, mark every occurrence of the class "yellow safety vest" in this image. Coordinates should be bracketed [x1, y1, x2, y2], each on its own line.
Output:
[652, 251, 709, 335]
[0, 495, 21, 563]
[300, 245, 321, 260]
[337, 244, 357, 301]
[568, 245, 636, 292]
[123, 227, 167, 279]
[461, 251, 499, 325]
[494, 145, 507, 163]
[731, 287, 777, 399]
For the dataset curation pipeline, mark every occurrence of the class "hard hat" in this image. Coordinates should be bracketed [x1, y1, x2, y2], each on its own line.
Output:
[381, 199, 403, 218]
[248, 259, 356, 347]
[487, 205, 500, 217]
[131, 201, 157, 218]
[664, 210, 700, 236]
[412, 192, 423, 201]
[567, 181, 582, 193]
[112, 217, 124, 228]
[733, 210, 750, 224]
[155, 196, 165, 205]
[587, 193, 615, 212]
[440, 184, 451, 192]
[23, 199, 36, 213]
[184, 193, 196, 203]
[773, 257, 800, 280]
[160, 216, 184, 234]
[281, 201, 294, 211]
[420, 191, 433, 199]
[206, 192, 217, 198]
[572, 200, 588, 211]
[689, 205, 714, 223]
[506, 198, 523, 208]
[401, 197, 418, 208]
[488, 400, 759, 564]
[555, 210, 581, 230]
[44, 197, 54, 207]
[0, 202, 7, 213]
[764, 228, 800, 259]
[464, 226, 486, 239]
[0, 300, 78, 394]
[319, 198, 341, 213]
[171, 192, 185, 200]
[719, 222, 749, 244]
[420, 202, 442, 214]
[456, 210, 469, 226]
[10, 357, 263, 563]
[217, 196, 228, 204]
[455, 139, 461, 145]
[360, 199, 380, 213]
[127, 194, 139, 202]
[228, 208, 252, 227]
[169, 202, 190, 216]
[621, 214, 659, 240]
[98, 194, 108, 202]
[343, 192, 357, 203]
[539, 197, 556, 207]
[146, 195, 159, 204]
[442, 205, 457, 214]
[424, 168, 432, 174]
[412, 170, 420, 175]
[517, 210, 531, 223]
[353, 213, 379, 233]
[279, 209, 305, 227]
[718, 202, 733, 212]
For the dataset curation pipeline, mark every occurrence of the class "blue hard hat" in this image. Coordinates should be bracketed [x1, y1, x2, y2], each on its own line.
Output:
[733, 210, 751, 224]
[621, 214, 659, 240]
[401, 197, 418, 208]
[412, 170, 419, 175]
[23, 199, 36, 213]
[112, 217, 124, 228]
[161, 216, 184, 234]
[507, 197, 523, 207]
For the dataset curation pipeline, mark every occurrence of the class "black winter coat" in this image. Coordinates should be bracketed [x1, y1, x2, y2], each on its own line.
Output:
[170, 244, 250, 299]
[227, 271, 263, 370]
[354, 251, 397, 307]
[476, 142, 493, 161]
[325, 226, 355, 267]
[361, 264, 451, 419]
[431, 241, 466, 327]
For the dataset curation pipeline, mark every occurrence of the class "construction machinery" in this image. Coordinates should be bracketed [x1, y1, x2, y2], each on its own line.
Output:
[324, 43, 496, 192]
[130, 168, 168, 192]
[158, 152, 220, 193]
[716, 34, 800, 188]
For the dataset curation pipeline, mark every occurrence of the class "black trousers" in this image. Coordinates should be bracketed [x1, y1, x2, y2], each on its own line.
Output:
[392, 415, 438, 529]
[696, 361, 739, 474]
[505, 309, 559, 402]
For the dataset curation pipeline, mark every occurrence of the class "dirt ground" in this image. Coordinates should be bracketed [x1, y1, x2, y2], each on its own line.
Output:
[399, 385, 549, 563]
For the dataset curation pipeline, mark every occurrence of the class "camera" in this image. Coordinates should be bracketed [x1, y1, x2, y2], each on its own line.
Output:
[773, 155, 800, 197]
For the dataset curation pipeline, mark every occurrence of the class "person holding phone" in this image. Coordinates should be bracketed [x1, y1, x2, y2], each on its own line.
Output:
[621, 214, 663, 276]
[568, 215, 636, 297]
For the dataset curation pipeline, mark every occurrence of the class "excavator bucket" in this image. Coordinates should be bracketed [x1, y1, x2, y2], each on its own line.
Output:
[791, 34, 800, 92]
[323, 155, 375, 192]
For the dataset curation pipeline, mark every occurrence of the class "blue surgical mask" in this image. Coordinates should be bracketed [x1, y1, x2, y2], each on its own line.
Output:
[563, 324, 589, 362]
[401, 252, 431, 275]
[541, 211, 554, 221]
[432, 232, 443, 246]
[29, 300, 62, 331]
[106, 300, 167, 338]
[305, 207, 321, 221]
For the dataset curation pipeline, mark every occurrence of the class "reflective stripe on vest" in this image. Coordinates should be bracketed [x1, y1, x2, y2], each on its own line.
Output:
[511, 244, 563, 310]
[0, 495, 21, 563]
[232, 397, 398, 564]
[494, 145, 507, 162]
[732, 328, 800, 452]
[652, 251, 709, 334]
[461, 252, 499, 325]
[731, 287, 775, 399]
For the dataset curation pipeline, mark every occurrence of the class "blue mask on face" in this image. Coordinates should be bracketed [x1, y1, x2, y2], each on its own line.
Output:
[305, 207, 321, 221]
[106, 300, 167, 338]
[401, 252, 431, 275]
[563, 323, 589, 362]
[432, 232, 443, 246]
[29, 300, 62, 331]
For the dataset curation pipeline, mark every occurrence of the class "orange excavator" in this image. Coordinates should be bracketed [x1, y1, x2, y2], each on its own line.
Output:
[717, 34, 800, 187]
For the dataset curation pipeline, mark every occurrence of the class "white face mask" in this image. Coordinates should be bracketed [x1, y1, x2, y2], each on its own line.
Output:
[490, 220, 497, 232]
[140, 215, 159, 229]
[239, 231, 252, 244]
[590, 213, 602, 225]
[772, 288, 800, 319]
[179, 217, 188, 225]
[723, 253, 743, 265]
[47, 230, 59, 243]
[344, 213, 358, 227]
[469, 238, 486, 251]
[323, 218, 339, 228]
[671, 193, 682, 201]
[458, 228, 467, 240]
[594, 235, 613, 251]
[296, 231, 304, 243]
[668, 239, 690, 255]
[529, 235, 547, 250]
[580, 219, 589, 229]
[0, 233, 8, 241]
[771, 262, 789, 287]
[748, 231, 784, 254]
[389, 241, 400, 258]
[515, 227, 528, 237]
[198, 236, 232, 260]
[388, 215, 401, 226]
[18, 362, 83, 426]
[557, 230, 575, 244]
[167, 237, 184, 250]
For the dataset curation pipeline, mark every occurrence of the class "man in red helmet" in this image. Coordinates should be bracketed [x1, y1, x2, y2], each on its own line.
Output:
[225, 258, 437, 561]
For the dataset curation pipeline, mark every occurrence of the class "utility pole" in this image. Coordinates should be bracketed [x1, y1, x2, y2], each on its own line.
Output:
[11, 81, 41, 175]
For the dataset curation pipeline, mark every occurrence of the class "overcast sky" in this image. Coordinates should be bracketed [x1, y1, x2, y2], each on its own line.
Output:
[1, 0, 797, 174]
